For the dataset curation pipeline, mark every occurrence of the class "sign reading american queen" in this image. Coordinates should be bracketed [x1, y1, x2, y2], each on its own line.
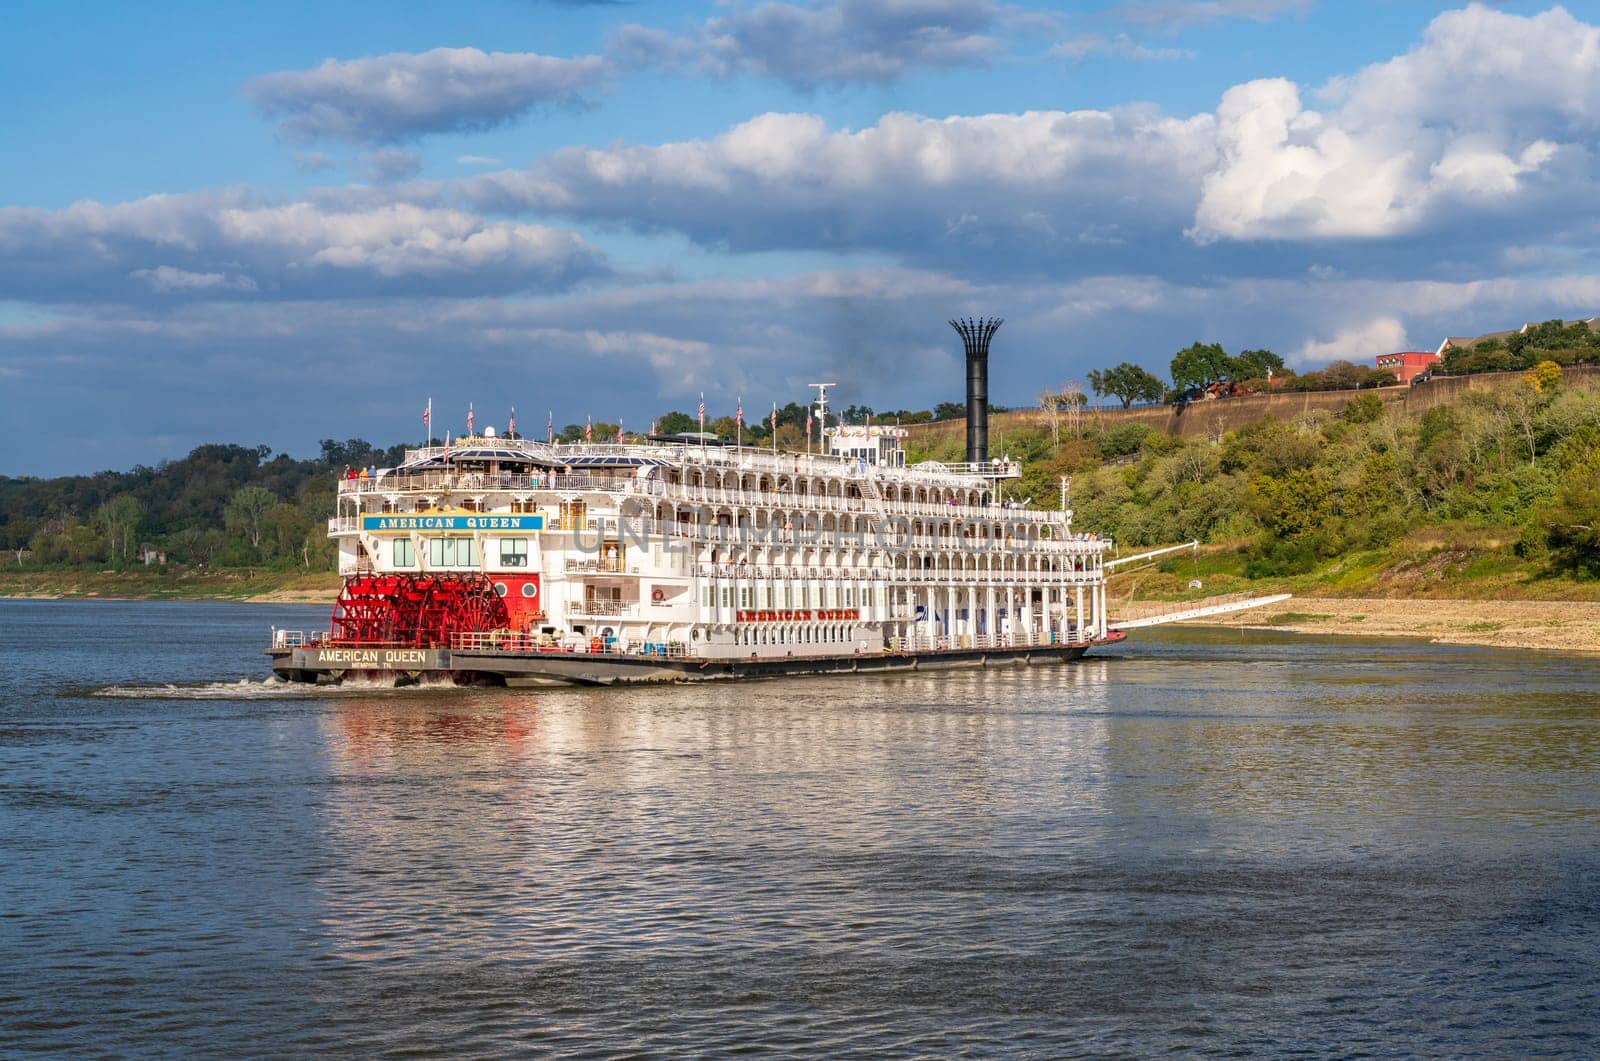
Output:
[361, 513, 545, 533]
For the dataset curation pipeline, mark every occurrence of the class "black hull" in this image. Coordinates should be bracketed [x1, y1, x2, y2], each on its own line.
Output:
[268, 632, 1125, 687]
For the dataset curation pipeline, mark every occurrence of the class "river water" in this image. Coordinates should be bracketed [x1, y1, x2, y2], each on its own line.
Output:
[2, 598, 1597, 1057]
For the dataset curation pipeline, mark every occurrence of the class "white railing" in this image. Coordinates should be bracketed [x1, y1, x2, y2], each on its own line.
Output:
[448, 630, 688, 658]
[565, 558, 636, 574]
[569, 599, 635, 617]
[271, 629, 326, 648]
[893, 629, 1069, 653]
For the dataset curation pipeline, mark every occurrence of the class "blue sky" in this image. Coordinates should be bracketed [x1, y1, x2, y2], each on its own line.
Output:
[3, 0, 1598, 475]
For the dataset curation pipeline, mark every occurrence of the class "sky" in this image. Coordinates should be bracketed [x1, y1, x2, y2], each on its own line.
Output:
[5, 0, 1600, 476]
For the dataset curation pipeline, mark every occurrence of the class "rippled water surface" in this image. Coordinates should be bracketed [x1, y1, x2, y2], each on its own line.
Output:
[3, 599, 1598, 1056]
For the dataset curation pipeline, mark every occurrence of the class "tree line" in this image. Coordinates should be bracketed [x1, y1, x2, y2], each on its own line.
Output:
[2, 438, 407, 571]
[1080, 342, 1401, 410]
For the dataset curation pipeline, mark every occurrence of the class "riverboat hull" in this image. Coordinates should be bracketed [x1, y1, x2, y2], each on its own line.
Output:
[266, 632, 1125, 687]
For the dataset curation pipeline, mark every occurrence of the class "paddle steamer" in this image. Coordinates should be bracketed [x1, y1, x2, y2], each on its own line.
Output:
[266, 319, 1273, 685]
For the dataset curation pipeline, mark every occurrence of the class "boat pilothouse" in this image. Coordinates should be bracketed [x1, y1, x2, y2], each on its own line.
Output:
[267, 317, 1212, 685]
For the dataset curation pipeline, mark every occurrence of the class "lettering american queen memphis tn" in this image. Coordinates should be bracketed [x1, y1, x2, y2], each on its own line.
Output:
[361, 514, 545, 533]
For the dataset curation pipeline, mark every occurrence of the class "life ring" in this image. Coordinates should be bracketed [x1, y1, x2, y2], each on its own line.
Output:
[652, 588, 665, 603]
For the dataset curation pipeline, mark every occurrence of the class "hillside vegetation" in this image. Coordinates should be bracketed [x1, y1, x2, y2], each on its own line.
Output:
[907, 369, 1600, 600]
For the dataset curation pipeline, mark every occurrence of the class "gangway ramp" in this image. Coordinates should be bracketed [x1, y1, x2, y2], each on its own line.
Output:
[1111, 593, 1292, 631]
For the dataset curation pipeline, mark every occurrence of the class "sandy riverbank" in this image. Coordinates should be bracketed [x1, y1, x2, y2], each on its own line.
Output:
[1181, 596, 1600, 654]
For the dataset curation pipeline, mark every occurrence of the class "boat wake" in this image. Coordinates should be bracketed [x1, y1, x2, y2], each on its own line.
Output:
[87, 677, 462, 700]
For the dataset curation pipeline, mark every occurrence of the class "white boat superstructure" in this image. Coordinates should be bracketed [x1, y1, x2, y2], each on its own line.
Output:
[330, 426, 1114, 661]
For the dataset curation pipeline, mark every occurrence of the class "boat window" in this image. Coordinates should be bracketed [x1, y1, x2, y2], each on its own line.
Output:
[428, 537, 478, 567]
[393, 538, 415, 567]
[500, 538, 528, 567]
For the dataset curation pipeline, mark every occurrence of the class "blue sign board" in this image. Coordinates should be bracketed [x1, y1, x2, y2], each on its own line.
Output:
[361, 513, 544, 533]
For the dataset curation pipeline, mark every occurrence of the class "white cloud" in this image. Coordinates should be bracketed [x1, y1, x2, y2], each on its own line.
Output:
[1192, 5, 1600, 241]
[610, 0, 1007, 89]
[0, 191, 610, 301]
[421, 6, 1600, 272]
[246, 47, 611, 144]
[456, 107, 1218, 264]
[1289, 316, 1408, 367]
[457, 155, 503, 167]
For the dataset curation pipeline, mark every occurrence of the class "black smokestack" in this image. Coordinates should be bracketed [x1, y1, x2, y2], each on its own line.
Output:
[950, 316, 1002, 465]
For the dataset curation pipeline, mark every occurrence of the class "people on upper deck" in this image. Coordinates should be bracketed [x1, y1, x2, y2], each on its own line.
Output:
[344, 465, 356, 480]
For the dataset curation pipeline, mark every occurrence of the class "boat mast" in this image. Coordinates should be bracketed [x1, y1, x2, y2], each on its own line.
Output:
[808, 382, 836, 458]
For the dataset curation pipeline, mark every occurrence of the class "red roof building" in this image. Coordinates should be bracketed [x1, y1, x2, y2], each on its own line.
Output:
[1375, 351, 1439, 384]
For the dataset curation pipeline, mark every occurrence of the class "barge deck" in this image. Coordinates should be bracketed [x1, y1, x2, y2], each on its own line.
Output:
[267, 631, 1126, 687]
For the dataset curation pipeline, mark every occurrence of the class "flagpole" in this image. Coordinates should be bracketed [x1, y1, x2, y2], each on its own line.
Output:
[736, 395, 742, 449]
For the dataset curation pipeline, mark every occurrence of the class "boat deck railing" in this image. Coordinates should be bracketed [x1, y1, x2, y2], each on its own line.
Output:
[448, 631, 689, 658]
[271, 629, 326, 648]
[891, 629, 1088, 653]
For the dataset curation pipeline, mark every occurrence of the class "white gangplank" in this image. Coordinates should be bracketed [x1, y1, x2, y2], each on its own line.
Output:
[1111, 593, 1293, 630]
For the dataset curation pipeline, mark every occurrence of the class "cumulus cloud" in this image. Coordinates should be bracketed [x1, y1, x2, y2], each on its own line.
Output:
[455, 108, 1218, 269]
[416, 4, 1600, 276]
[246, 47, 611, 144]
[0, 191, 610, 302]
[1289, 317, 1409, 367]
[610, 0, 1007, 89]
[1192, 5, 1600, 242]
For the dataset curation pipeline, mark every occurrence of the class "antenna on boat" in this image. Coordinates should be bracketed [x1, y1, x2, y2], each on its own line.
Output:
[808, 382, 836, 457]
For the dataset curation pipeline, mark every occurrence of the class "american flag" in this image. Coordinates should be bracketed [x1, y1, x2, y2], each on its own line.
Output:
[422, 402, 430, 429]
[616, 420, 624, 443]
[585, 417, 592, 442]
[698, 393, 705, 429]
[508, 407, 516, 436]
[547, 410, 553, 444]
[805, 412, 813, 437]
[735, 398, 743, 427]
[467, 403, 474, 436]
[770, 403, 777, 433]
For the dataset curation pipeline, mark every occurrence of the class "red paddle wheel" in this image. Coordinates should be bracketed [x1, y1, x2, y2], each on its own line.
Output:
[330, 574, 406, 644]
[331, 573, 510, 647]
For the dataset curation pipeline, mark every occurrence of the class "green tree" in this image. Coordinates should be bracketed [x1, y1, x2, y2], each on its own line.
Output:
[1341, 394, 1384, 424]
[95, 494, 142, 563]
[655, 411, 696, 435]
[1170, 341, 1232, 390]
[261, 502, 310, 564]
[1539, 451, 1600, 575]
[1087, 362, 1166, 408]
[223, 485, 278, 550]
[1231, 348, 1285, 380]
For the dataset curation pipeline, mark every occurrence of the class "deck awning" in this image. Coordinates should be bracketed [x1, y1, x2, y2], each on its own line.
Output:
[561, 454, 675, 468]
[398, 445, 567, 469]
